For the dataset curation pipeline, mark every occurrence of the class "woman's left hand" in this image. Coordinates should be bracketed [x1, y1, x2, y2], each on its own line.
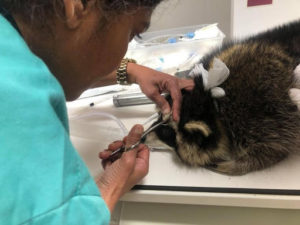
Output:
[97, 125, 149, 212]
[127, 63, 194, 122]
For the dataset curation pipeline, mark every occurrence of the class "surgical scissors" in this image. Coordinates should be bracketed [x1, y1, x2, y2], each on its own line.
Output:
[108, 115, 169, 159]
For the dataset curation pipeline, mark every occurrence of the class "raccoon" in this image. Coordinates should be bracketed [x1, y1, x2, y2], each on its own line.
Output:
[145, 20, 300, 175]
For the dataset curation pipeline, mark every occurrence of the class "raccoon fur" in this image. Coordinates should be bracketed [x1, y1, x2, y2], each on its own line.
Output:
[145, 20, 300, 175]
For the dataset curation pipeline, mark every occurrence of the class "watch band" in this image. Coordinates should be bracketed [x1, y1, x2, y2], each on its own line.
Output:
[116, 58, 137, 85]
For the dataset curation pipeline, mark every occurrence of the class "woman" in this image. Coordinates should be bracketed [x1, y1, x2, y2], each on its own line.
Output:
[0, 0, 193, 224]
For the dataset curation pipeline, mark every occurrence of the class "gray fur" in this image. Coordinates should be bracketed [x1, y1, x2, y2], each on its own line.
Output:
[145, 20, 300, 175]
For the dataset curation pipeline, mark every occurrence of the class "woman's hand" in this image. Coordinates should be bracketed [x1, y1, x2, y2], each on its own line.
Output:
[97, 125, 149, 213]
[127, 63, 194, 122]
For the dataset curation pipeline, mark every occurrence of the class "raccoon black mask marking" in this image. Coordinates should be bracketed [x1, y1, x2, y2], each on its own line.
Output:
[144, 20, 300, 175]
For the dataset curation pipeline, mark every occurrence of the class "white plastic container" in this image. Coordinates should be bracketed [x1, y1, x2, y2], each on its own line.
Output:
[125, 24, 225, 75]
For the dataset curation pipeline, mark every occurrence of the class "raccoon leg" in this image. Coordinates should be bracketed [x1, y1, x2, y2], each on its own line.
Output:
[207, 146, 288, 175]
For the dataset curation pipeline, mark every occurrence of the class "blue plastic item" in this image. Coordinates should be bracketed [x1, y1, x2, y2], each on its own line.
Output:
[168, 37, 177, 43]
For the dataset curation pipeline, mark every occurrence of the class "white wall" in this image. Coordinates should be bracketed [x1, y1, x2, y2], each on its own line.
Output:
[149, 0, 300, 40]
[149, 0, 232, 38]
[232, 0, 300, 38]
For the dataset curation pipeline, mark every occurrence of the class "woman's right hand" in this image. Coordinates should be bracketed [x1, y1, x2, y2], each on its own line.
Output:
[127, 63, 194, 122]
[96, 125, 149, 213]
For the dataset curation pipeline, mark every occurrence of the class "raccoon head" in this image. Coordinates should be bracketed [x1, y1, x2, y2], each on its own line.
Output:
[145, 76, 229, 167]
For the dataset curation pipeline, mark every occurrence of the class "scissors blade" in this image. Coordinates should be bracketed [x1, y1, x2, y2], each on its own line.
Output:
[108, 113, 171, 159]
[108, 120, 167, 158]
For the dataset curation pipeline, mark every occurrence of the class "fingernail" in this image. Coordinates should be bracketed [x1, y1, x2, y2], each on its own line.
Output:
[134, 125, 143, 134]
[162, 107, 170, 115]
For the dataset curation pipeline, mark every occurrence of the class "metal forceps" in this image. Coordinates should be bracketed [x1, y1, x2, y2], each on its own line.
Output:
[108, 117, 169, 159]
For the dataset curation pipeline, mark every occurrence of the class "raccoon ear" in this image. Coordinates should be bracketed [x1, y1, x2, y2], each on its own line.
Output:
[184, 121, 212, 137]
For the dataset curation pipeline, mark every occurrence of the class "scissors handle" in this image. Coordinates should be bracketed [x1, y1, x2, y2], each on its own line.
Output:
[108, 141, 141, 159]
[108, 113, 170, 160]
[109, 146, 125, 158]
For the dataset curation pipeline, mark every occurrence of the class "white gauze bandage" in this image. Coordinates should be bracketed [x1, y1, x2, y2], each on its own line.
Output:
[189, 58, 230, 98]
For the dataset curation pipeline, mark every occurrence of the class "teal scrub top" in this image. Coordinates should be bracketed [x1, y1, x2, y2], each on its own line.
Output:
[0, 15, 110, 224]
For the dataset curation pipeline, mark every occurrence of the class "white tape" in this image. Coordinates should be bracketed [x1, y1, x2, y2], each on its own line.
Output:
[189, 57, 230, 98]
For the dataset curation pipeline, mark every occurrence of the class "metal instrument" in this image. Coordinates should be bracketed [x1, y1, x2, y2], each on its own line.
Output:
[113, 92, 168, 107]
[108, 115, 170, 159]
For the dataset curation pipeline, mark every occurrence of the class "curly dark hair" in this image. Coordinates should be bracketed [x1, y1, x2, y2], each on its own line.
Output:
[0, 0, 163, 23]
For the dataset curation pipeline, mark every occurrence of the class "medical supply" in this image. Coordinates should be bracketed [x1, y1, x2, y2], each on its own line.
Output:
[125, 23, 225, 75]
[113, 92, 167, 107]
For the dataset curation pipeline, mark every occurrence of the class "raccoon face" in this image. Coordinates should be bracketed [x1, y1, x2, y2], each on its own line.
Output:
[144, 76, 230, 167]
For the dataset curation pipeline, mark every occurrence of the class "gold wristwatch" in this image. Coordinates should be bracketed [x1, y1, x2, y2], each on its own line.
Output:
[116, 58, 137, 85]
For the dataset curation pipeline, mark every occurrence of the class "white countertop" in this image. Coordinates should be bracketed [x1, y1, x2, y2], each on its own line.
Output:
[67, 85, 300, 209]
